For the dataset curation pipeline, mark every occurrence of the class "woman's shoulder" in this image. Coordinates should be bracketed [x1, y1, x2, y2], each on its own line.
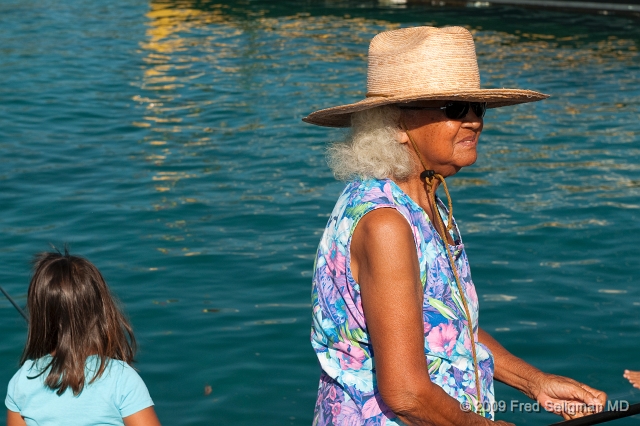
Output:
[342, 178, 402, 208]
[354, 206, 413, 239]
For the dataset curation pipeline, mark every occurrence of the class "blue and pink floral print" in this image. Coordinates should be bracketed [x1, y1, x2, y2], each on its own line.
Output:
[311, 179, 495, 425]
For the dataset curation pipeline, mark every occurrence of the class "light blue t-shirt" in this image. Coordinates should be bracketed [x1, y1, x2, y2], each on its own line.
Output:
[5, 356, 154, 426]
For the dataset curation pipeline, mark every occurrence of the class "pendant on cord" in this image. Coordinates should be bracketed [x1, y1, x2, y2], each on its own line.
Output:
[420, 170, 435, 180]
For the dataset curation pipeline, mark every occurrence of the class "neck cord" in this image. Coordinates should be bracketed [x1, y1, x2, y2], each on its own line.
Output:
[400, 120, 484, 414]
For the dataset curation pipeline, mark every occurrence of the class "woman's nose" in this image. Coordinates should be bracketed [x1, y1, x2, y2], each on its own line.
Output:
[462, 110, 483, 129]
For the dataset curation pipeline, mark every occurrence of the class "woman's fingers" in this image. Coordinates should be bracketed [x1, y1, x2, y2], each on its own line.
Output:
[578, 383, 607, 408]
[536, 374, 607, 418]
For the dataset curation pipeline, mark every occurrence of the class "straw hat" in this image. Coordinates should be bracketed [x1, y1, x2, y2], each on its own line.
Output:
[303, 26, 548, 128]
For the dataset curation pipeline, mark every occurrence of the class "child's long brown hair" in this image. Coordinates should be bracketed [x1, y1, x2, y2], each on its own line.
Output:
[21, 250, 136, 395]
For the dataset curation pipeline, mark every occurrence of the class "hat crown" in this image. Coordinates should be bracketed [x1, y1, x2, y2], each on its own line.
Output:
[366, 26, 480, 97]
[303, 25, 548, 127]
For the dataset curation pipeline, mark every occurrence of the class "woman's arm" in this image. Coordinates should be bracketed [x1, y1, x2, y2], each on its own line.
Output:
[478, 328, 607, 419]
[7, 410, 26, 426]
[352, 208, 510, 426]
[123, 407, 162, 426]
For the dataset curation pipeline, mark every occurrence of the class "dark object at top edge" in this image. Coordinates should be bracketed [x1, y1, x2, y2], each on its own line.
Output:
[547, 402, 640, 426]
[408, 0, 640, 15]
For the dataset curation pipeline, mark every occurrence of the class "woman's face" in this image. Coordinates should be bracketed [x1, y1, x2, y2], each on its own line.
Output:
[398, 101, 484, 177]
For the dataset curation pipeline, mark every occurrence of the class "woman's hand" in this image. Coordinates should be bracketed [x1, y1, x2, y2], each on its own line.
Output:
[478, 329, 606, 421]
[532, 373, 607, 420]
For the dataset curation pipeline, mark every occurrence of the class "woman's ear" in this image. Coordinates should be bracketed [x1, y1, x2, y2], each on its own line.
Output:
[397, 117, 410, 144]
[397, 128, 410, 144]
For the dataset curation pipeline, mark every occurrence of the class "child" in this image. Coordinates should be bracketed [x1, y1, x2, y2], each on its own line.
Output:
[4, 250, 161, 426]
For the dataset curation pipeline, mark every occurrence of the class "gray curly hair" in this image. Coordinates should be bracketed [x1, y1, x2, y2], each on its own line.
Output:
[326, 106, 415, 181]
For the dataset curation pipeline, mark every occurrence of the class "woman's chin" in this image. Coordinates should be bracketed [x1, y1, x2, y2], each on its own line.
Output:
[442, 158, 477, 176]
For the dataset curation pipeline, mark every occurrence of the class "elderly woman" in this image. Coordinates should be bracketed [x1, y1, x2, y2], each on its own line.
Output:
[304, 26, 606, 425]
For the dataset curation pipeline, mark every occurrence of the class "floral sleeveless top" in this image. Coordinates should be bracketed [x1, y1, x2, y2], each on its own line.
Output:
[311, 179, 495, 425]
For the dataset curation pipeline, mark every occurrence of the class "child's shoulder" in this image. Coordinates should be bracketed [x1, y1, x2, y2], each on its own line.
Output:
[94, 358, 147, 392]
[87, 356, 137, 379]
[12, 356, 50, 380]
[108, 360, 144, 383]
[6, 356, 50, 412]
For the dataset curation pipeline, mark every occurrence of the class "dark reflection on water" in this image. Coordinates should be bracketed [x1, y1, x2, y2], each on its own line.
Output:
[0, 0, 639, 424]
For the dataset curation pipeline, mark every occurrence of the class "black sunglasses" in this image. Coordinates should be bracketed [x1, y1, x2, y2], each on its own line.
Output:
[398, 101, 487, 119]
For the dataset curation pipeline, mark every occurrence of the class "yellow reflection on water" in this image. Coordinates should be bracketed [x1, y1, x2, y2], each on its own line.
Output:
[134, 1, 404, 210]
[134, 1, 640, 230]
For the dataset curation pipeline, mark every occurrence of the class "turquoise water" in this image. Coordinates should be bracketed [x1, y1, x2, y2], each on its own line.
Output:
[1, 0, 639, 424]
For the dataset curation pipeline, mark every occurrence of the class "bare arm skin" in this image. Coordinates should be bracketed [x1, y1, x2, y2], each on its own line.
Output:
[123, 406, 162, 426]
[7, 411, 26, 426]
[352, 208, 511, 426]
[479, 329, 607, 419]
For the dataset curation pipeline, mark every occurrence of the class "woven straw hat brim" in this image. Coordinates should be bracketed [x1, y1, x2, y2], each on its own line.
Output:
[303, 88, 549, 128]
